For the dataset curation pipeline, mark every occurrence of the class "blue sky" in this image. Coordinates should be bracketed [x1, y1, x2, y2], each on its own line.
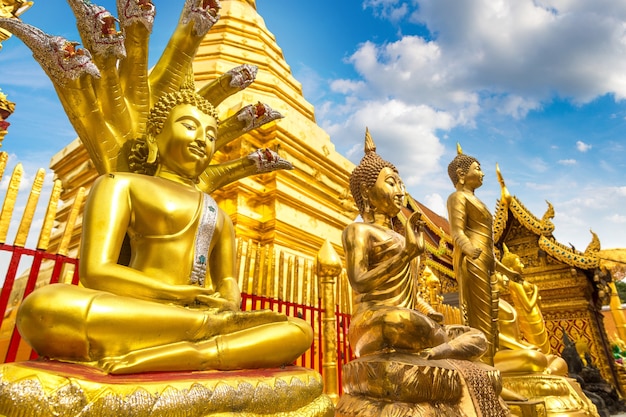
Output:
[0, 0, 624, 254]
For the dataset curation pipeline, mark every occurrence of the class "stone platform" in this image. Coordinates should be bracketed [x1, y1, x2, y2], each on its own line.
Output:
[0, 360, 334, 417]
[335, 353, 510, 417]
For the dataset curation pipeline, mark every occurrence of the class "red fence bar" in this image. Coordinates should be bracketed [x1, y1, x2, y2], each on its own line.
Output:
[1, 252, 351, 388]
[0, 243, 80, 363]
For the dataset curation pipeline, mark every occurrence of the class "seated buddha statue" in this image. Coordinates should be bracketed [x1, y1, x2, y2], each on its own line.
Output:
[336, 129, 510, 417]
[493, 247, 567, 376]
[343, 128, 486, 362]
[16, 83, 313, 375]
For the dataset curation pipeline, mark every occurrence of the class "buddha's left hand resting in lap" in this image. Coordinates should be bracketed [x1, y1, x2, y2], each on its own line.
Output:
[16, 84, 313, 374]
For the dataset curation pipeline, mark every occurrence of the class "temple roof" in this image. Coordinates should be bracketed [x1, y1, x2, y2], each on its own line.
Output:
[493, 169, 600, 271]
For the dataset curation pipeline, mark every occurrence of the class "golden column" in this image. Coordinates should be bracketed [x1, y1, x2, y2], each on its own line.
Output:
[317, 240, 342, 403]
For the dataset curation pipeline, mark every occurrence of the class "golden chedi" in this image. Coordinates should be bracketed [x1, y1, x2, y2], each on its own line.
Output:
[0, 1, 332, 416]
[336, 129, 509, 417]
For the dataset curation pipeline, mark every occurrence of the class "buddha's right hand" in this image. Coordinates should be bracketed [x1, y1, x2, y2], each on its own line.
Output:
[405, 212, 425, 258]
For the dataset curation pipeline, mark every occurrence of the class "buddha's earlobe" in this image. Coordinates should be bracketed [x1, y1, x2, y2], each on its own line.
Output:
[147, 134, 158, 164]
[360, 183, 370, 213]
[456, 168, 465, 185]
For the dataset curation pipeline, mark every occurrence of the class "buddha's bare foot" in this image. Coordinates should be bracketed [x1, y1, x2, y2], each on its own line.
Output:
[99, 353, 140, 374]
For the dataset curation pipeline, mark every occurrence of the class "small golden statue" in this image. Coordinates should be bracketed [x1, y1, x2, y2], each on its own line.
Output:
[493, 246, 600, 416]
[336, 129, 509, 417]
[494, 245, 567, 376]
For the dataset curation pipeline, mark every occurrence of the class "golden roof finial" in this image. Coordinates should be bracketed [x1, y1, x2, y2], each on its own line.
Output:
[542, 201, 555, 222]
[456, 142, 463, 155]
[496, 163, 512, 205]
[585, 229, 601, 255]
[364, 127, 376, 154]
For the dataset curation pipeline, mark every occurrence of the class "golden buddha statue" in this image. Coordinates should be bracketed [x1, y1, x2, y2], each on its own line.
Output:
[446, 145, 520, 365]
[336, 129, 509, 417]
[502, 244, 552, 354]
[0, 2, 335, 415]
[16, 83, 313, 375]
[343, 129, 486, 361]
[493, 247, 567, 376]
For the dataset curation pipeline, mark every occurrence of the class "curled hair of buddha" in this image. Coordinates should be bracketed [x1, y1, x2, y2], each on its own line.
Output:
[447, 143, 478, 186]
[130, 74, 219, 174]
[146, 87, 219, 137]
[128, 139, 157, 175]
[349, 127, 398, 214]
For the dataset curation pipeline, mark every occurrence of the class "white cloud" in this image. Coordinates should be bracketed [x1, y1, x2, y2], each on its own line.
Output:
[329, 99, 449, 186]
[576, 140, 592, 152]
[423, 193, 447, 217]
[607, 214, 626, 224]
[558, 159, 577, 165]
[363, 0, 409, 22]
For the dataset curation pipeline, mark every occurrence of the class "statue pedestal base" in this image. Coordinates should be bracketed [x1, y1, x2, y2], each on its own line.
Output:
[0, 360, 334, 417]
[507, 400, 547, 417]
[335, 353, 510, 417]
[502, 373, 599, 417]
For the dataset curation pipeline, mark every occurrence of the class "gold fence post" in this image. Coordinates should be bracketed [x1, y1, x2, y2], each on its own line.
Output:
[316, 240, 342, 404]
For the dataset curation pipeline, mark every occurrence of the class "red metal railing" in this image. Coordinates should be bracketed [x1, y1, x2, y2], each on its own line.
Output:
[0, 244, 79, 363]
[0, 244, 353, 387]
[240, 292, 323, 371]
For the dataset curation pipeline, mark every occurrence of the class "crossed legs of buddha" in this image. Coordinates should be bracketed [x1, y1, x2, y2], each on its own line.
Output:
[17, 284, 313, 374]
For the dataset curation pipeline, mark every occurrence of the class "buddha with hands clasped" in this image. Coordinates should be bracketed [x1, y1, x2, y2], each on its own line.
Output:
[16, 84, 313, 374]
[343, 129, 486, 360]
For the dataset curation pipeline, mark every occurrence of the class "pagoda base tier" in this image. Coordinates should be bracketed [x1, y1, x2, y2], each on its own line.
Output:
[335, 353, 510, 417]
[0, 360, 334, 417]
[502, 373, 599, 417]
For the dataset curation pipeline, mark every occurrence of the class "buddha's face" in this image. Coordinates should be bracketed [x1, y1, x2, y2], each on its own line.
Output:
[496, 272, 509, 291]
[156, 103, 217, 179]
[367, 167, 405, 218]
[463, 161, 484, 190]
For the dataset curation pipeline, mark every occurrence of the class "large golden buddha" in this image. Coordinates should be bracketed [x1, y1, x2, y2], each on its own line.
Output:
[0, 1, 336, 415]
[16, 83, 313, 374]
